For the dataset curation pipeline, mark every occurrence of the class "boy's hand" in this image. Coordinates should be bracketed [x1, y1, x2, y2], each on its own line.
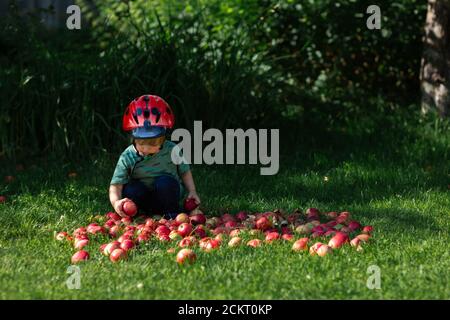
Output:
[187, 191, 201, 205]
[113, 198, 131, 218]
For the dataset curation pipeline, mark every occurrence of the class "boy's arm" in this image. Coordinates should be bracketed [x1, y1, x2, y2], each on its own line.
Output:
[181, 170, 200, 205]
[109, 184, 129, 217]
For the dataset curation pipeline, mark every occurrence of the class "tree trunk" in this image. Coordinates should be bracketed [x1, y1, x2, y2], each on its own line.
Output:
[420, 0, 450, 117]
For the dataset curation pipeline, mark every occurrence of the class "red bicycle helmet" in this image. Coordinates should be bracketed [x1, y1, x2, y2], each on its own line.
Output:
[122, 95, 175, 139]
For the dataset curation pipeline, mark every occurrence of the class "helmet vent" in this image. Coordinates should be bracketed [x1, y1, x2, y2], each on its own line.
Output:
[143, 109, 150, 118]
[152, 108, 161, 123]
[132, 112, 139, 124]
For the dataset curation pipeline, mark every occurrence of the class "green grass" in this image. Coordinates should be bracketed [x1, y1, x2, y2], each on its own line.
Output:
[0, 132, 449, 299]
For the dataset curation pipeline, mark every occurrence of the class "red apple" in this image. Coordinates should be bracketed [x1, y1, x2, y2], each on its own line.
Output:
[292, 238, 309, 251]
[103, 241, 121, 256]
[282, 234, 294, 241]
[328, 232, 349, 249]
[73, 227, 87, 237]
[228, 237, 242, 247]
[137, 233, 151, 243]
[350, 237, 361, 247]
[4, 175, 15, 183]
[176, 249, 197, 265]
[229, 229, 241, 237]
[256, 216, 272, 231]
[120, 239, 135, 251]
[348, 221, 362, 232]
[225, 221, 238, 229]
[356, 234, 371, 242]
[71, 250, 89, 263]
[215, 233, 227, 243]
[236, 211, 248, 222]
[145, 218, 156, 228]
[155, 225, 170, 236]
[175, 213, 190, 223]
[104, 219, 116, 229]
[309, 242, 324, 256]
[99, 244, 108, 254]
[178, 237, 195, 248]
[316, 244, 333, 257]
[265, 232, 280, 242]
[295, 224, 312, 235]
[247, 239, 262, 248]
[362, 226, 374, 234]
[178, 223, 193, 238]
[121, 217, 132, 225]
[110, 248, 127, 262]
[202, 239, 220, 252]
[193, 226, 207, 239]
[190, 213, 206, 226]
[184, 198, 198, 212]
[212, 226, 226, 236]
[169, 230, 182, 241]
[109, 225, 121, 238]
[0, 195, 6, 204]
[55, 231, 69, 241]
[74, 239, 89, 250]
[306, 207, 320, 220]
[199, 237, 212, 250]
[106, 212, 121, 221]
[122, 200, 137, 217]
[158, 234, 171, 242]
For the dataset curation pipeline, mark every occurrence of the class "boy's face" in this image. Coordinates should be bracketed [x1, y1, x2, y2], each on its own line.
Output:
[134, 136, 165, 156]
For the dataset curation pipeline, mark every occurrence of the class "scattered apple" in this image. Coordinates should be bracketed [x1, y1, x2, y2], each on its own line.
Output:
[175, 213, 190, 224]
[190, 213, 206, 225]
[120, 239, 135, 251]
[55, 231, 69, 241]
[356, 234, 371, 242]
[228, 237, 242, 247]
[247, 239, 262, 248]
[104, 241, 121, 256]
[362, 226, 373, 234]
[122, 200, 137, 217]
[292, 238, 309, 252]
[71, 250, 89, 263]
[265, 232, 280, 242]
[74, 238, 89, 250]
[309, 242, 324, 256]
[110, 248, 127, 262]
[176, 248, 197, 265]
[178, 223, 193, 238]
[316, 244, 333, 257]
[328, 232, 349, 249]
[184, 198, 198, 212]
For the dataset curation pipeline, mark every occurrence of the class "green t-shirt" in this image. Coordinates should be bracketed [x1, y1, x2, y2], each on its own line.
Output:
[110, 140, 190, 196]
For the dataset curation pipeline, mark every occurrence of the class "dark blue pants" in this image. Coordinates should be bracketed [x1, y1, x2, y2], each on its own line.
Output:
[122, 175, 181, 219]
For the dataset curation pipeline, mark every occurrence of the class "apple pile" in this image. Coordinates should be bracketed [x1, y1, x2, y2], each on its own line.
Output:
[56, 204, 374, 265]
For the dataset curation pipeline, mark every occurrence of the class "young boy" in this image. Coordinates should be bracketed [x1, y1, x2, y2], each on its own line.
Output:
[109, 95, 200, 219]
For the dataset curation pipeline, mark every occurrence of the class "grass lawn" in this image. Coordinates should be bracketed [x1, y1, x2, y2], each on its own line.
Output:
[0, 128, 449, 299]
